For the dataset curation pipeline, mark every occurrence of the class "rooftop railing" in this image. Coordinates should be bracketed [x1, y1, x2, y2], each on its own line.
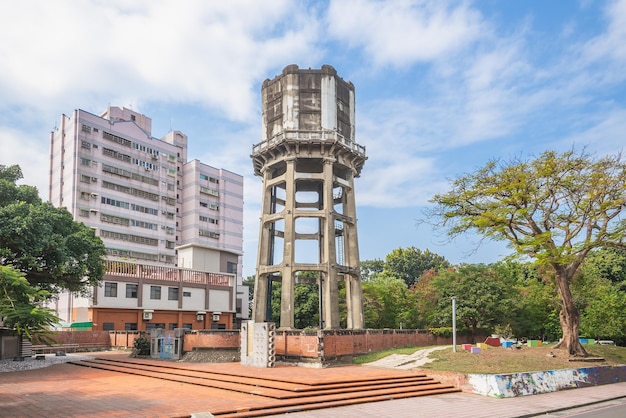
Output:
[105, 260, 234, 287]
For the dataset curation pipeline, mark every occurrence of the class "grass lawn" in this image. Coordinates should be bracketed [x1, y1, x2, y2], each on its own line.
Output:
[355, 344, 626, 374]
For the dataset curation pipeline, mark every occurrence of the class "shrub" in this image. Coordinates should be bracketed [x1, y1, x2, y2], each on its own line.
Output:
[133, 337, 150, 356]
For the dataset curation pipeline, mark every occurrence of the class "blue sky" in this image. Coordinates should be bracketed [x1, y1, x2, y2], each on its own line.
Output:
[1, 0, 625, 279]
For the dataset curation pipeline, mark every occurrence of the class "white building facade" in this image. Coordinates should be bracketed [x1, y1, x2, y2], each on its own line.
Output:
[48, 106, 248, 331]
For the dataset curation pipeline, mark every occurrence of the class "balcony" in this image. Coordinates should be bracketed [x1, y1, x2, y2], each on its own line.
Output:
[104, 260, 234, 287]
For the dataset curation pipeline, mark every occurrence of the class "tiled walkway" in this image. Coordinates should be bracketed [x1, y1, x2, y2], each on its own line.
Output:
[1, 352, 625, 418]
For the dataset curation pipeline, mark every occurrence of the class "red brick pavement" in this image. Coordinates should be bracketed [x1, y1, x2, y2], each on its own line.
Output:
[3, 352, 625, 418]
[0, 353, 443, 417]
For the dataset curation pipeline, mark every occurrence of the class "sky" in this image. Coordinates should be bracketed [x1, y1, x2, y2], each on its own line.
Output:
[1, 0, 625, 279]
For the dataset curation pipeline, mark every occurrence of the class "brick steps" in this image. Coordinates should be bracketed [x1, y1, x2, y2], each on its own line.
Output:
[69, 357, 460, 417]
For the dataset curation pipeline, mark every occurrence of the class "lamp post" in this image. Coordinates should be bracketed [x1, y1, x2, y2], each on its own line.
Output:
[452, 296, 457, 352]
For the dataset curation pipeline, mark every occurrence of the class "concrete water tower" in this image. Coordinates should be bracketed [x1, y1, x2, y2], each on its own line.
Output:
[251, 65, 367, 329]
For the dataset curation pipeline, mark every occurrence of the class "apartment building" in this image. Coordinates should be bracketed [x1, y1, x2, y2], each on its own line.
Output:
[48, 106, 247, 331]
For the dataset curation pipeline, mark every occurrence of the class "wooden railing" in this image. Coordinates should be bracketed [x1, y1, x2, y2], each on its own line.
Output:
[105, 260, 234, 287]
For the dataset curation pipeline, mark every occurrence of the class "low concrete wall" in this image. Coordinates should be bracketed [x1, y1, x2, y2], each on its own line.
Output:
[467, 365, 626, 397]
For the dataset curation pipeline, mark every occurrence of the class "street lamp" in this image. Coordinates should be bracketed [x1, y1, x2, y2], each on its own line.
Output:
[452, 296, 457, 352]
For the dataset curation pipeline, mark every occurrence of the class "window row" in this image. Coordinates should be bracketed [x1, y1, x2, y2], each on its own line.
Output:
[101, 322, 194, 331]
[102, 180, 160, 202]
[100, 196, 159, 215]
[100, 229, 159, 246]
[199, 202, 219, 210]
[104, 282, 184, 301]
[199, 173, 219, 183]
[105, 248, 175, 263]
[199, 215, 218, 224]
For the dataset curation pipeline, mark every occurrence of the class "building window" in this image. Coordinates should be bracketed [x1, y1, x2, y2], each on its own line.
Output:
[81, 124, 92, 133]
[81, 140, 91, 149]
[182, 323, 192, 329]
[227, 262, 237, 275]
[168, 287, 178, 301]
[124, 323, 137, 331]
[168, 323, 177, 330]
[102, 322, 115, 331]
[200, 202, 208, 208]
[183, 291, 191, 297]
[165, 241, 175, 249]
[126, 284, 138, 298]
[79, 209, 90, 218]
[80, 174, 91, 183]
[80, 158, 91, 167]
[104, 282, 117, 297]
[150, 286, 161, 300]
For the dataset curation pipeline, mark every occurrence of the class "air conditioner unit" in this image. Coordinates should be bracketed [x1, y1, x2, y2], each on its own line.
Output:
[152, 154, 158, 160]
[196, 314, 205, 321]
[142, 311, 153, 320]
[90, 193, 98, 198]
[91, 177, 97, 182]
[212, 314, 220, 322]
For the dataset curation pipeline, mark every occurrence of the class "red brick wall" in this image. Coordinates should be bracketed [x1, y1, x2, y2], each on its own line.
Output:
[33, 331, 111, 347]
[183, 330, 240, 352]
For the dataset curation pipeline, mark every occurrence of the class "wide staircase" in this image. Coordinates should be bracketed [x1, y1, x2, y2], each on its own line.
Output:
[69, 357, 460, 417]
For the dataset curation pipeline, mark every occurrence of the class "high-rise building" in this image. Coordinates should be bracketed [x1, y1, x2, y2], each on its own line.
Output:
[48, 106, 247, 331]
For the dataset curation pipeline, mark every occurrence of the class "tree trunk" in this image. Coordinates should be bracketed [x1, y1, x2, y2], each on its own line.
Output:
[552, 271, 587, 357]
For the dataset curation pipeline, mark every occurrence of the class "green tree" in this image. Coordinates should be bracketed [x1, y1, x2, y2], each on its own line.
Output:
[294, 282, 319, 329]
[491, 260, 560, 340]
[383, 247, 450, 287]
[0, 165, 106, 295]
[579, 283, 626, 341]
[573, 248, 626, 340]
[429, 149, 626, 356]
[0, 265, 60, 343]
[429, 264, 516, 339]
[362, 274, 419, 329]
[360, 259, 385, 281]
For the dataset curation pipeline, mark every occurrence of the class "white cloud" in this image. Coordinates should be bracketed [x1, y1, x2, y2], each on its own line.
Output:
[325, 0, 485, 67]
[0, 0, 320, 122]
[583, 0, 626, 68]
[0, 127, 50, 196]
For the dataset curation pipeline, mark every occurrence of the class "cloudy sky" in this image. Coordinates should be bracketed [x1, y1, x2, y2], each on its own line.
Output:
[1, 0, 625, 278]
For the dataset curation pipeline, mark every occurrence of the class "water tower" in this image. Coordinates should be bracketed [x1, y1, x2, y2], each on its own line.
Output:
[251, 65, 367, 329]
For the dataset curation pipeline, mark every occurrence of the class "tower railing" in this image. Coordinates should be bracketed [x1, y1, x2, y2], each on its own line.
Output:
[252, 129, 366, 156]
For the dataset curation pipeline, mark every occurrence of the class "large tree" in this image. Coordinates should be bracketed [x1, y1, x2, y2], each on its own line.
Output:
[382, 247, 450, 287]
[429, 149, 626, 356]
[0, 164, 106, 295]
[429, 264, 516, 339]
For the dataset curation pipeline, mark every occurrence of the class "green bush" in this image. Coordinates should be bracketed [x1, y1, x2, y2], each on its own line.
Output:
[133, 337, 150, 355]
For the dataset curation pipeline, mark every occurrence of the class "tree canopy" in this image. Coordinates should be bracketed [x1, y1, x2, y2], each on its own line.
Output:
[0, 265, 60, 341]
[383, 247, 450, 286]
[0, 164, 106, 295]
[429, 149, 626, 356]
